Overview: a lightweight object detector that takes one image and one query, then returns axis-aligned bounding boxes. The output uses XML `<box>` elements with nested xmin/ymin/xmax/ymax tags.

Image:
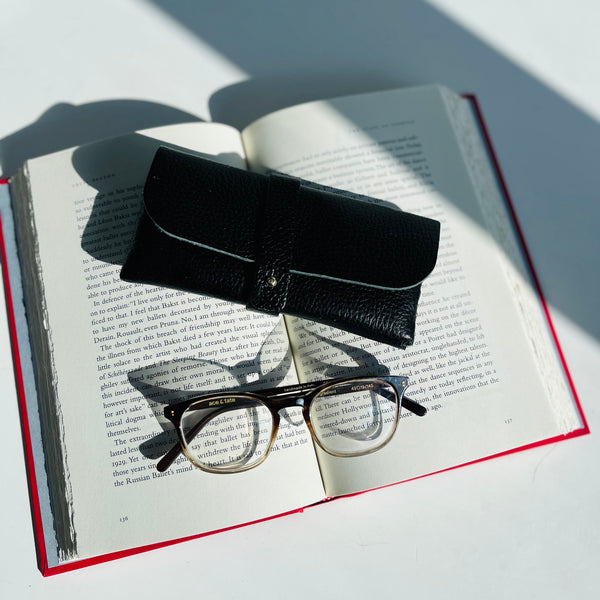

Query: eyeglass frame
<box><xmin>157</xmin><ymin>375</ymin><xmax>426</xmax><ymax>474</ymax></box>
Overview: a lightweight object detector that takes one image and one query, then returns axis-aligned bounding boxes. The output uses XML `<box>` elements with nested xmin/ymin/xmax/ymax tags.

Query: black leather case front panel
<box><xmin>120</xmin><ymin>147</ymin><xmax>441</xmax><ymax>348</ymax></box>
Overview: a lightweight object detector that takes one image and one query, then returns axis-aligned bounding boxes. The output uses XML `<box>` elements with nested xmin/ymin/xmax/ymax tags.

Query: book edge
<box><xmin>463</xmin><ymin>94</ymin><xmax>589</xmax><ymax>434</ymax></box>
<box><xmin>0</xmin><ymin>190</ymin><xmax>50</xmax><ymax>575</ymax></box>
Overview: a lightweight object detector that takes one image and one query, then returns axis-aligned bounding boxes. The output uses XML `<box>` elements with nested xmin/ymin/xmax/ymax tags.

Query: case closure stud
<box><xmin>266</xmin><ymin>276</ymin><xmax>278</xmax><ymax>288</ymax></box>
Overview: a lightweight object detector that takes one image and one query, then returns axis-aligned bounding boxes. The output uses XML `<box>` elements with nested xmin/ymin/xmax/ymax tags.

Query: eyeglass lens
<box><xmin>310</xmin><ymin>380</ymin><xmax>399</xmax><ymax>456</ymax></box>
<box><xmin>180</xmin><ymin>401</ymin><xmax>274</xmax><ymax>473</ymax></box>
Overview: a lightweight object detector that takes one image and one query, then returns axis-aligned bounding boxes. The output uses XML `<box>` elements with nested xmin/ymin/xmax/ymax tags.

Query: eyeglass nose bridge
<box><xmin>268</xmin><ymin>391</ymin><xmax>309</xmax><ymax>410</ymax></box>
<box><xmin>265</xmin><ymin>392</ymin><xmax>312</xmax><ymax>430</ymax></box>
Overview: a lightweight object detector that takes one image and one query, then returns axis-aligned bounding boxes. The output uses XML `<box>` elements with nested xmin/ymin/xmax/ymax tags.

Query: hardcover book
<box><xmin>0</xmin><ymin>84</ymin><xmax>587</xmax><ymax>575</ymax></box>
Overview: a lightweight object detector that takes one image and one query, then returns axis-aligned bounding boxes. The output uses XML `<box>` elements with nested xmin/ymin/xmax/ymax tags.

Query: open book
<box><xmin>1</xmin><ymin>84</ymin><xmax>587</xmax><ymax>575</ymax></box>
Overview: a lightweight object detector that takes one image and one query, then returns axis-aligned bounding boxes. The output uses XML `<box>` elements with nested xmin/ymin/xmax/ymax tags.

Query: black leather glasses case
<box><xmin>120</xmin><ymin>147</ymin><xmax>441</xmax><ymax>348</ymax></box>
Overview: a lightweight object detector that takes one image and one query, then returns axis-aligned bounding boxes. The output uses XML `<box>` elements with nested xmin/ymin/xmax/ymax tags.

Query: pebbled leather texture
<box><xmin>120</xmin><ymin>147</ymin><xmax>441</xmax><ymax>348</ymax></box>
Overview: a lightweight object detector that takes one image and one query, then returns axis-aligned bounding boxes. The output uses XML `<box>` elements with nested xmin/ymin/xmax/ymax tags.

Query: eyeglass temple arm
<box><xmin>402</xmin><ymin>396</ymin><xmax>427</xmax><ymax>416</ymax></box>
<box><xmin>157</xmin><ymin>441</ymin><xmax>184</xmax><ymax>473</ymax></box>
<box><xmin>156</xmin><ymin>395</ymin><xmax>426</xmax><ymax>472</ymax></box>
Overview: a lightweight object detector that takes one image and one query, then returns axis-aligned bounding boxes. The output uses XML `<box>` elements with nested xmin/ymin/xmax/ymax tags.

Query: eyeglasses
<box><xmin>157</xmin><ymin>376</ymin><xmax>426</xmax><ymax>474</ymax></box>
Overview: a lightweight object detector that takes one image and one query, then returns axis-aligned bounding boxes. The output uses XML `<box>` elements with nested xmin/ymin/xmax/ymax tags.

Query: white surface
<box><xmin>1</xmin><ymin>0</ymin><xmax>599</xmax><ymax>597</ymax></box>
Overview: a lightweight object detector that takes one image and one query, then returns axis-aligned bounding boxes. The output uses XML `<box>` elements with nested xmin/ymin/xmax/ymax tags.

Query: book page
<box><xmin>12</xmin><ymin>122</ymin><xmax>323</xmax><ymax>564</ymax></box>
<box><xmin>241</xmin><ymin>85</ymin><xmax>582</xmax><ymax>496</ymax></box>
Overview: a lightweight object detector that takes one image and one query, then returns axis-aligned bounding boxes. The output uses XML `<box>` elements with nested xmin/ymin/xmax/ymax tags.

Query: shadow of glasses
<box><xmin>127</xmin><ymin>319</ymin><xmax>293</xmax><ymax>461</ymax></box>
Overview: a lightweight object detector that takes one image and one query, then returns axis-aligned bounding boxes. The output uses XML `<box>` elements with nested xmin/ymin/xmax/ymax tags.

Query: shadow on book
<box><xmin>127</xmin><ymin>321</ymin><xmax>390</xmax><ymax>466</ymax></box>
<box><xmin>72</xmin><ymin>134</ymin><xmax>241</xmax><ymax>266</ymax></box>
<box><xmin>0</xmin><ymin>99</ymin><xmax>201</xmax><ymax>179</ymax></box>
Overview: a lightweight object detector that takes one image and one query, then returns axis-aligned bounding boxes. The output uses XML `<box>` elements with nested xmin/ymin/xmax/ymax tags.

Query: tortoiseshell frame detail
<box><xmin>158</xmin><ymin>376</ymin><xmax>426</xmax><ymax>474</ymax></box>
